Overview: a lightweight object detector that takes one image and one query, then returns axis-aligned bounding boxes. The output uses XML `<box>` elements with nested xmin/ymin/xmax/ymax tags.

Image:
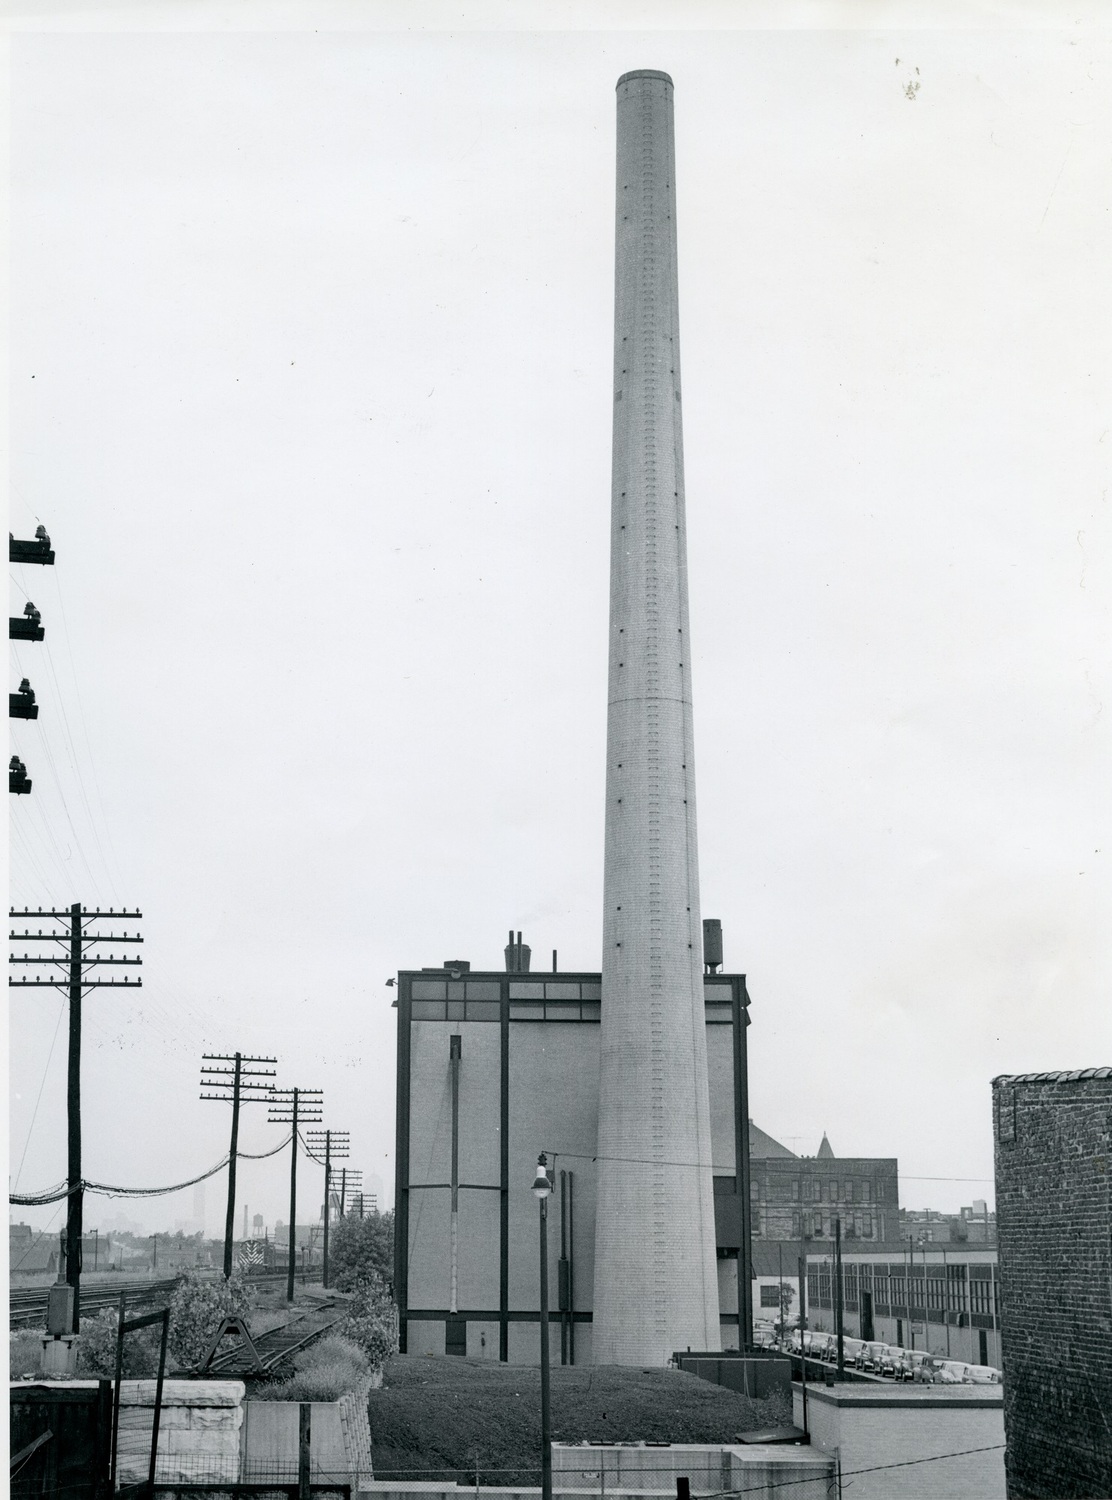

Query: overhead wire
<box><xmin>10</xmin><ymin>1133</ymin><xmax>294</xmax><ymax>1205</ymax></box>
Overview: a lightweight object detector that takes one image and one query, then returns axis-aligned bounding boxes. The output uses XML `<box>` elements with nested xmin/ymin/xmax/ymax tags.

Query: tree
<box><xmin>329</xmin><ymin>1210</ymin><xmax>393</xmax><ymax>1293</ymax></box>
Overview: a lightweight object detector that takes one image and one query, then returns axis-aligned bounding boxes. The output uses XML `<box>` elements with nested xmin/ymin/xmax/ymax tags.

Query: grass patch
<box><xmin>10</xmin><ymin>1330</ymin><xmax>43</xmax><ymax>1379</ymax></box>
<box><xmin>368</xmin><ymin>1356</ymin><xmax>793</xmax><ymax>1486</ymax></box>
<box><xmin>252</xmin><ymin>1334</ymin><xmax>369</xmax><ymax>1402</ymax></box>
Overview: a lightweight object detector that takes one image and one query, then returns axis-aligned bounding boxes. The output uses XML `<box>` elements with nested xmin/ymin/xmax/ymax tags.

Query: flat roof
<box><xmin>797</xmin><ymin>1383</ymin><xmax>1002</xmax><ymax>1408</ymax></box>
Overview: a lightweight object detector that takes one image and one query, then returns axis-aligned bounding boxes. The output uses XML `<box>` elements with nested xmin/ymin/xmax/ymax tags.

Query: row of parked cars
<box><xmin>754</xmin><ymin>1324</ymin><xmax>1000</xmax><ymax>1384</ymax></box>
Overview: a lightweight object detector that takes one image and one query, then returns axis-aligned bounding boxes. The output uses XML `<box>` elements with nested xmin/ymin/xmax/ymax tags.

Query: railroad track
<box><xmin>205</xmin><ymin>1301</ymin><xmax>343</xmax><ymax>1376</ymax></box>
<box><xmin>9</xmin><ymin>1277</ymin><xmax>182</xmax><ymax>1329</ymax></box>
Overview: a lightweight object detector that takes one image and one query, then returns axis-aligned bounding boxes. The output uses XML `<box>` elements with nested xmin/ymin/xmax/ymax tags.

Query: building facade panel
<box><xmin>706</xmin><ymin>1022</ymin><xmax>737</xmax><ymax>1176</ymax></box>
<box><xmin>506</xmin><ymin>1020</ymin><xmax>600</xmax><ymax>1312</ymax></box>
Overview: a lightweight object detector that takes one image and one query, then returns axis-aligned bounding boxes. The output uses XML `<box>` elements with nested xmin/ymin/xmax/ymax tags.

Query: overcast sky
<box><xmin>7</xmin><ymin>3</ymin><xmax>1111</xmax><ymax>1243</ymax></box>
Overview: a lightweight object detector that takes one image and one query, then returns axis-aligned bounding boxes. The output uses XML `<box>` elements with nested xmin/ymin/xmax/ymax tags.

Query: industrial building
<box><xmin>803</xmin><ymin>1245</ymin><xmax>1001</xmax><ymax>1369</ymax></box>
<box><xmin>392</xmin><ymin>950</ymin><xmax>754</xmax><ymax>1363</ymax></box>
<box><xmin>391</xmin><ymin>948</ymin><xmax>904</xmax><ymax>1364</ymax></box>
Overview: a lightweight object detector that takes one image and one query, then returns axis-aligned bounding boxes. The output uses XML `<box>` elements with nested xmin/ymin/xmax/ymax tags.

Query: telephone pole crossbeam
<box><xmin>305</xmin><ymin>1130</ymin><xmax>350</xmax><ymax>1291</ymax></box>
<box><xmin>8</xmin><ymin>904</ymin><xmax>143</xmax><ymax>1332</ymax></box>
<box><xmin>200</xmin><ymin>1052</ymin><xmax>277</xmax><ymax>1280</ymax></box>
<box><xmin>270</xmin><ymin>1089</ymin><xmax>323</xmax><ymax>1302</ymax></box>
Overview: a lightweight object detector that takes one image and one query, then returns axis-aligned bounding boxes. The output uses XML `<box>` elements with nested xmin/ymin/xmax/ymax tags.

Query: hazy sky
<box><xmin>7</xmin><ymin>3</ymin><xmax>1111</xmax><ymax>1243</ymax></box>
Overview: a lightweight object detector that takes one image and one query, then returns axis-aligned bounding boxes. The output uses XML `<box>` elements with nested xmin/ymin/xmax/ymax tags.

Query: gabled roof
<box><xmin>817</xmin><ymin>1133</ymin><xmax>835</xmax><ymax>1159</ymax></box>
<box><xmin>10</xmin><ymin>1237</ymin><xmax>59</xmax><ymax>1273</ymax></box>
<box><xmin>749</xmin><ymin>1122</ymin><xmax>797</xmax><ymax>1159</ymax></box>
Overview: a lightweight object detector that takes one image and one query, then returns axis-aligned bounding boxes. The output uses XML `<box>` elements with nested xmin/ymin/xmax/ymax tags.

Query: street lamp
<box><xmin>532</xmin><ymin>1154</ymin><xmax>553</xmax><ymax>1500</ymax></box>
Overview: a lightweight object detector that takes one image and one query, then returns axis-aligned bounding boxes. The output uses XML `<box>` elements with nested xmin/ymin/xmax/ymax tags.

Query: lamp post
<box><xmin>532</xmin><ymin>1154</ymin><xmax>553</xmax><ymax>1500</ymax></box>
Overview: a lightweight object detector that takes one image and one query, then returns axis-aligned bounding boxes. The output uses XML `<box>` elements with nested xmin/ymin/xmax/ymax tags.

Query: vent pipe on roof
<box><xmin>504</xmin><ymin>930</ymin><xmax>531</xmax><ymax>973</ymax></box>
<box><xmin>703</xmin><ymin>918</ymin><xmax>723</xmax><ymax>973</ymax></box>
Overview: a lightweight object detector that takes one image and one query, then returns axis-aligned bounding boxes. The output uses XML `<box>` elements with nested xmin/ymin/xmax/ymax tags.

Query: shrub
<box><xmin>340</xmin><ymin>1271</ymin><xmax>397</xmax><ymax>1370</ymax></box>
<box><xmin>76</xmin><ymin>1308</ymin><xmax>163</xmax><ymax>1377</ymax></box>
<box><xmin>168</xmin><ymin>1270</ymin><xmax>255</xmax><ymax>1370</ymax></box>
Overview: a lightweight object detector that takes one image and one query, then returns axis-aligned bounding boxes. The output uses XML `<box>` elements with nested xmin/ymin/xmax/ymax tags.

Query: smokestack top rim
<box><xmin>616</xmin><ymin>69</ymin><xmax>674</xmax><ymax>89</ymax></box>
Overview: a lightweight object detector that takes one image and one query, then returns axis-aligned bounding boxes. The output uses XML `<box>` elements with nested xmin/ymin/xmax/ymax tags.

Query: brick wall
<box><xmin>992</xmin><ymin>1070</ymin><xmax>1112</xmax><ymax>1498</ymax></box>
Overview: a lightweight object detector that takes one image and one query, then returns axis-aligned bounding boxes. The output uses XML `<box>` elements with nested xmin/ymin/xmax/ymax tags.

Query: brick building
<box><xmin>750</xmin><ymin>1130</ymin><xmax>899</xmax><ymax>1244</ymax></box>
<box><xmin>993</xmin><ymin>1067</ymin><xmax>1112</xmax><ymax>1498</ymax></box>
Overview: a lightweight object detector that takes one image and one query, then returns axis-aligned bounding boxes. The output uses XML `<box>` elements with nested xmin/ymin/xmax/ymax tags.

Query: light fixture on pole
<box><xmin>532</xmin><ymin>1153</ymin><xmax>552</xmax><ymax>1500</ymax></box>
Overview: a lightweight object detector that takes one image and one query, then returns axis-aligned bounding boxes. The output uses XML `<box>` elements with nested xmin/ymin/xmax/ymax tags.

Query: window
<box><xmin>760</xmin><ymin>1285</ymin><xmax>781</xmax><ymax>1308</ymax></box>
<box><xmin>828</xmin><ymin>1181</ymin><xmax>839</xmax><ymax>1203</ymax></box>
<box><xmin>861</xmin><ymin>1181</ymin><xmax>871</xmax><ymax>1204</ymax></box>
<box><xmin>811</xmin><ymin>1179</ymin><xmax>822</xmax><ymax>1202</ymax></box>
<box><xmin>970</xmin><ymin>1274</ymin><xmax>994</xmax><ymax>1317</ymax></box>
<box><xmin>791</xmin><ymin>1180</ymin><xmax>800</xmax><ymax>1201</ymax></box>
<box><xmin>792</xmin><ymin>1211</ymin><xmax>801</xmax><ymax>1238</ymax></box>
<box><xmin>750</xmin><ymin>1180</ymin><xmax>761</xmax><ymax>1202</ymax></box>
<box><xmin>845</xmin><ymin>1179</ymin><xmax>855</xmax><ymax>1204</ymax></box>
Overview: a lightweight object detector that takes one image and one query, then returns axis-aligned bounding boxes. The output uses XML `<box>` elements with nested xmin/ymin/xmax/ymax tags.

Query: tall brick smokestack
<box><xmin>591</xmin><ymin>70</ymin><xmax>720</xmax><ymax>1365</ymax></box>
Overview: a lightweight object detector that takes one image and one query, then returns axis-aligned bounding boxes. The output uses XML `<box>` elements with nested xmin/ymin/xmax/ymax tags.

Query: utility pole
<box><xmin>338</xmin><ymin>1168</ymin><xmax>362</xmax><ymax>1219</ymax></box>
<box><xmin>9</xmin><ymin>904</ymin><xmax>143</xmax><ymax>1331</ymax></box>
<box><xmin>201</xmin><ymin>1052</ymin><xmax>277</xmax><ymax>1278</ymax></box>
<box><xmin>305</xmin><ymin>1129</ymin><xmax>349</xmax><ymax>1291</ymax></box>
<box><xmin>269</xmin><ymin>1088</ymin><xmax>322</xmax><ymax>1303</ymax></box>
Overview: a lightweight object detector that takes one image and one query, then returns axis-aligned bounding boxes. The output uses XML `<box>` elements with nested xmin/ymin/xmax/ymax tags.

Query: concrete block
<box><xmin>116</xmin><ymin>1378</ymin><xmax>244</xmax><ymax>1406</ymax></box>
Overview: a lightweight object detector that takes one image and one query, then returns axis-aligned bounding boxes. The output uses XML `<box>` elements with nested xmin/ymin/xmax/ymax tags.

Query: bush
<box><xmin>74</xmin><ymin>1271</ymin><xmax>257</xmax><ymax>1377</ymax></box>
<box><xmin>169</xmin><ymin>1270</ymin><xmax>255</xmax><ymax>1370</ymax></box>
<box><xmin>340</xmin><ymin>1271</ymin><xmax>398</xmax><ymax>1370</ymax></box>
<box><xmin>77</xmin><ymin>1308</ymin><xmax>164</xmax><ymax>1377</ymax></box>
<box><xmin>329</xmin><ymin>1210</ymin><xmax>393</xmax><ymax>1293</ymax></box>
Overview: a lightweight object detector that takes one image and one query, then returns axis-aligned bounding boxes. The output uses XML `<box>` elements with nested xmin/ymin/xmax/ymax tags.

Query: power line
<box><xmin>9</xmin><ymin>1133</ymin><xmax>293</xmax><ymax>1205</ymax></box>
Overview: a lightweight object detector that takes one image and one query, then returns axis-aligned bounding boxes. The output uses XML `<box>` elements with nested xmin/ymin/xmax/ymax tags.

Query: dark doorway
<box><xmin>979</xmin><ymin>1329</ymin><xmax>988</xmax><ymax>1366</ymax></box>
<box><xmin>860</xmin><ymin>1289</ymin><xmax>874</xmax><ymax>1342</ymax></box>
<box><xmin>446</xmin><ymin>1316</ymin><xmax>467</xmax><ymax>1356</ymax></box>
